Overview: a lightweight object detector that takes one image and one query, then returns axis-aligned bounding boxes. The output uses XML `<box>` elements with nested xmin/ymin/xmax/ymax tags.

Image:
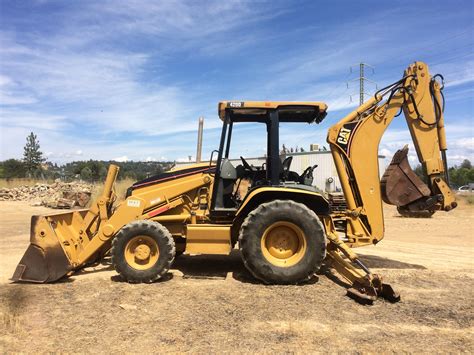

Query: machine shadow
<box><xmin>71</xmin><ymin>250</ymin><xmax>424</xmax><ymax>285</ymax></box>
<box><xmin>358</xmin><ymin>255</ymin><xmax>426</xmax><ymax>269</ymax></box>
<box><xmin>172</xmin><ymin>250</ymin><xmax>245</xmax><ymax>280</ymax></box>
<box><xmin>110</xmin><ymin>273</ymin><xmax>174</xmax><ymax>283</ymax></box>
<box><xmin>172</xmin><ymin>250</ymin><xmax>319</xmax><ymax>285</ymax></box>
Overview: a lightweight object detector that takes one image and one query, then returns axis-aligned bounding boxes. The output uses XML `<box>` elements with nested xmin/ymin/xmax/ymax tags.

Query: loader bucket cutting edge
<box><xmin>11</xmin><ymin>214</ymin><xmax>76</xmax><ymax>283</ymax></box>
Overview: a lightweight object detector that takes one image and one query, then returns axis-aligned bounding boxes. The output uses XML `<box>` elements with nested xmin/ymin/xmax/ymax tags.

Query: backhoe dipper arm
<box><xmin>327</xmin><ymin>61</ymin><xmax>456</xmax><ymax>247</ymax></box>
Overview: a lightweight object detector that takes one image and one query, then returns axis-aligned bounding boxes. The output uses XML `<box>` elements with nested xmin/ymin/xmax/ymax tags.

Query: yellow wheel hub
<box><xmin>124</xmin><ymin>235</ymin><xmax>159</xmax><ymax>270</ymax></box>
<box><xmin>261</xmin><ymin>221</ymin><xmax>307</xmax><ymax>267</ymax></box>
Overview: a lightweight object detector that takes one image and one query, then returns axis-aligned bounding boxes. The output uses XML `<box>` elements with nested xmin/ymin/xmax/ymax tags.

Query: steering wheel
<box><xmin>240</xmin><ymin>156</ymin><xmax>254</xmax><ymax>171</ymax></box>
<box><xmin>302</xmin><ymin>164</ymin><xmax>318</xmax><ymax>179</ymax></box>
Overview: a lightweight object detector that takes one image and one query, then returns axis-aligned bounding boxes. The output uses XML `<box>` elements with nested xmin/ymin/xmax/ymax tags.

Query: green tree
<box><xmin>1</xmin><ymin>159</ymin><xmax>26</xmax><ymax>179</ymax></box>
<box><xmin>460</xmin><ymin>159</ymin><xmax>472</xmax><ymax>170</ymax></box>
<box><xmin>80</xmin><ymin>167</ymin><xmax>92</xmax><ymax>181</ymax></box>
<box><xmin>413</xmin><ymin>164</ymin><xmax>428</xmax><ymax>184</ymax></box>
<box><xmin>23</xmin><ymin>132</ymin><xmax>45</xmax><ymax>177</ymax></box>
<box><xmin>468</xmin><ymin>168</ymin><xmax>474</xmax><ymax>183</ymax></box>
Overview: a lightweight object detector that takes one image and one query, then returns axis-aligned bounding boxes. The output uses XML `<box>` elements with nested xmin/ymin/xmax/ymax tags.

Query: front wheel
<box><xmin>111</xmin><ymin>220</ymin><xmax>175</xmax><ymax>283</ymax></box>
<box><xmin>239</xmin><ymin>200</ymin><xmax>326</xmax><ymax>284</ymax></box>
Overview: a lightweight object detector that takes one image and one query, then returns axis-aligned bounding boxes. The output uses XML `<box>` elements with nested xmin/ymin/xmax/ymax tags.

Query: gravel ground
<box><xmin>1</xmin><ymin>201</ymin><xmax>473</xmax><ymax>353</ymax></box>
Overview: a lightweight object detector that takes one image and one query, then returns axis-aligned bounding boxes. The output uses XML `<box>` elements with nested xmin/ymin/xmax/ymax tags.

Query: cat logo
<box><xmin>337</xmin><ymin>127</ymin><xmax>352</xmax><ymax>145</ymax></box>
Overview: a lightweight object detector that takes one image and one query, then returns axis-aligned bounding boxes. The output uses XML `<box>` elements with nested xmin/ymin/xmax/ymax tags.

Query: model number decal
<box><xmin>127</xmin><ymin>199</ymin><xmax>141</xmax><ymax>208</ymax></box>
<box><xmin>227</xmin><ymin>101</ymin><xmax>243</xmax><ymax>108</ymax></box>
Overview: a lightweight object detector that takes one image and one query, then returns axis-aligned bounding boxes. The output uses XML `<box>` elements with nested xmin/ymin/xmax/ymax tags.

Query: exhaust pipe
<box><xmin>196</xmin><ymin>116</ymin><xmax>204</xmax><ymax>163</ymax></box>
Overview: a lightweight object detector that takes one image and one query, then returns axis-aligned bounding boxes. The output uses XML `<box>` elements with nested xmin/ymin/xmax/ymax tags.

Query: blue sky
<box><xmin>0</xmin><ymin>0</ymin><xmax>472</xmax><ymax>165</ymax></box>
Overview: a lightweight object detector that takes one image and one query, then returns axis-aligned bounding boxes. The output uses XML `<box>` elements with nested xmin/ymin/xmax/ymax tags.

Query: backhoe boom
<box><xmin>323</xmin><ymin>61</ymin><xmax>456</xmax><ymax>302</ymax></box>
<box><xmin>327</xmin><ymin>61</ymin><xmax>456</xmax><ymax>247</ymax></box>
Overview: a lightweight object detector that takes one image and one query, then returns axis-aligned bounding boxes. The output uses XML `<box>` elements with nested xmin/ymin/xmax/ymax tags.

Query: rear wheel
<box><xmin>239</xmin><ymin>200</ymin><xmax>326</xmax><ymax>284</ymax></box>
<box><xmin>111</xmin><ymin>220</ymin><xmax>175</xmax><ymax>283</ymax></box>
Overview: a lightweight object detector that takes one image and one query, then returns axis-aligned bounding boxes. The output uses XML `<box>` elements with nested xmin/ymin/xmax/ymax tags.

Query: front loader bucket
<box><xmin>381</xmin><ymin>145</ymin><xmax>431</xmax><ymax>206</ymax></box>
<box><xmin>11</xmin><ymin>210</ymin><xmax>88</xmax><ymax>283</ymax></box>
<box><xmin>12</xmin><ymin>165</ymin><xmax>120</xmax><ymax>283</ymax></box>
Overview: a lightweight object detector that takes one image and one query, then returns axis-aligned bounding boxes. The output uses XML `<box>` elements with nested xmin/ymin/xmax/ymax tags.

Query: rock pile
<box><xmin>0</xmin><ymin>179</ymin><xmax>92</xmax><ymax>209</ymax></box>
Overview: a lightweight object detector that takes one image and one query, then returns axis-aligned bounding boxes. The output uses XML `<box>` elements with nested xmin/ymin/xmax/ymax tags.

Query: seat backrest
<box><xmin>281</xmin><ymin>156</ymin><xmax>293</xmax><ymax>173</ymax></box>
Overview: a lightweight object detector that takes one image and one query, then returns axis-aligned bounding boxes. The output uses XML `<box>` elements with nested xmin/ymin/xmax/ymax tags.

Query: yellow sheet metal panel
<box><xmin>185</xmin><ymin>224</ymin><xmax>232</xmax><ymax>255</ymax></box>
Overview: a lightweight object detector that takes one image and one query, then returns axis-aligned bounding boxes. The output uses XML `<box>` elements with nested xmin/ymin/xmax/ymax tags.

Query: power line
<box><xmin>324</xmin><ymin>70</ymin><xmax>353</xmax><ymax>100</ymax></box>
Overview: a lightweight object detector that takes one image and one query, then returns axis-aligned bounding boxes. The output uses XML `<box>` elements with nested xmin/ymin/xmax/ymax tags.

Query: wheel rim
<box><xmin>261</xmin><ymin>221</ymin><xmax>307</xmax><ymax>267</ymax></box>
<box><xmin>124</xmin><ymin>235</ymin><xmax>159</xmax><ymax>270</ymax></box>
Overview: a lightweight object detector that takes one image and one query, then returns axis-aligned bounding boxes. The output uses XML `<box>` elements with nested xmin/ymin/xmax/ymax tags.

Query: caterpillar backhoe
<box><xmin>12</xmin><ymin>61</ymin><xmax>456</xmax><ymax>303</ymax></box>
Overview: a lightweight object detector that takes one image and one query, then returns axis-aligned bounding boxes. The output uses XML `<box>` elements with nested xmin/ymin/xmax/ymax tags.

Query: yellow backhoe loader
<box><xmin>12</xmin><ymin>61</ymin><xmax>456</xmax><ymax>303</ymax></box>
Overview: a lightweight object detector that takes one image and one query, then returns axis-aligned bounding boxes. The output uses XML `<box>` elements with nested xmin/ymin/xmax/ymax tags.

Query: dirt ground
<box><xmin>0</xmin><ymin>200</ymin><xmax>473</xmax><ymax>353</ymax></box>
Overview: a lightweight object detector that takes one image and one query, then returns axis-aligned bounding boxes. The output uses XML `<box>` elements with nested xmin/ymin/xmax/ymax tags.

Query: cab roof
<box><xmin>218</xmin><ymin>101</ymin><xmax>328</xmax><ymax>124</ymax></box>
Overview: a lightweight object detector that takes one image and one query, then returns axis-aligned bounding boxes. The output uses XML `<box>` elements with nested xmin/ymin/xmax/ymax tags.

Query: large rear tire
<box><xmin>239</xmin><ymin>200</ymin><xmax>326</xmax><ymax>284</ymax></box>
<box><xmin>111</xmin><ymin>220</ymin><xmax>175</xmax><ymax>283</ymax></box>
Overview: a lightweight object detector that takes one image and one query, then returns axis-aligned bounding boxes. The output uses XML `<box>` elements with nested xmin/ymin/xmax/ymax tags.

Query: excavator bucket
<box><xmin>11</xmin><ymin>210</ymin><xmax>88</xmax><ymax>283</ymax></box>
<box><xmin>381</xmin><ymin>145</ymin><xmax>431</xmax><ymax>206</ymax></box>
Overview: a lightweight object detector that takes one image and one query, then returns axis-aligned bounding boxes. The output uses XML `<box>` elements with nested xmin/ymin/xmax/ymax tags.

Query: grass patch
<box><xmin>90</xmin><ymin>178</ymin><xmax>135</xmax><ymax>203</ymax></box>
<box><xmin>0</xmin><ymin>178</ymin><xmax>54</xmax><ymax>188</ymax></box>
<box><xmin>461</xmin><ymin>194</ymin><xmax>474</xmax><ymax>205</ymax></box>
<box><xmin>456</xmin><ymin>194</ymin><xmax>474</xmax><ymax>205</ymax></box>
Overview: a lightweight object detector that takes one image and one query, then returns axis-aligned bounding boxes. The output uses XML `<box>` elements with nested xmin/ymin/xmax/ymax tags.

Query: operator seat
<box><xmin>280</xmin><ymin>156</ymin><xmax>301</xmax><ymax>182</ymax></box>
<box><xmin>215</xmin><ymin>158</ymin><xmax>238</xmax><ymax>209</ymax></box>
<box><xmin>280</xmin><ymin>156</ymin><xmax>293</xmax><ymax>181</ymax></box>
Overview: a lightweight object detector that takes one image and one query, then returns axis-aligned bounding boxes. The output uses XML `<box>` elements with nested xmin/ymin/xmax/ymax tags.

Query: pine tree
<box><xmin>23</xmin><ymin>132</ymin><xmax>45</xmax><ymax>177</ymax></box>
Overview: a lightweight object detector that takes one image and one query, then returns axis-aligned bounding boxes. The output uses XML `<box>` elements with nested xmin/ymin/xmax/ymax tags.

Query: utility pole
<box><xmin>348</xmin><ymin>63</ymin><xmax>377</xmax><ymax>105</ymax></box>
<box><xmin>359</xmin><ymin>63</ymin><xmax>365</xmax><ymax>105</ymax></box>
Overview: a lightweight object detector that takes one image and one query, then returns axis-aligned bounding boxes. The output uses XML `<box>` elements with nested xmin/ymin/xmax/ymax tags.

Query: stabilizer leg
<box><xmin>325</xmin><ymin>232</ymin><xmax>400</xmax><ymax>304</ymax></box>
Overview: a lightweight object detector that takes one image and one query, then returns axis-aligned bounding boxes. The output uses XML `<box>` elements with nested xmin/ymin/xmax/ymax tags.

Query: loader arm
<box><xmin>327</xmin><ymin>61</ymin><xmax>456</xmax><ymax>247</ymax></box>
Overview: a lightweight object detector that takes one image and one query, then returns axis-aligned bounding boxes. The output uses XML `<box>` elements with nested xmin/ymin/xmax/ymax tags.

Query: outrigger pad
<box><xmin>346</xmin><ymin>278</ymin><xmax>401</xmax><ymax>304</ymax></box>
<box><xmin>380</xmin><ymin>283</ymin><xmax>401</xmax><ymax>303</ymax></box>
<box><xmin>381</xmin><ymin>146</ymin><xmax>431</xmax><ymax>206</ymax></box>
<box><xmin>347</xmin><ymin>286</ymin><xmax>377</xmax><ymax>305</ymax></box>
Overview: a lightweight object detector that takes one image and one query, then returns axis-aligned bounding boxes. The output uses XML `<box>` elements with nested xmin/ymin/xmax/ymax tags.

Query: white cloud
<box><xmin>0</xmin><ymin>75</ymin><xmax>12</xmax><ymax>86</ymax></box>
<box><xmin>0</xmin><ymin>108</ymin><xmax>68</xmax><ymax>131</ymax></box>
<box><xmin>0</xmin><ymin>73</ymin><xmax>38</xmax><ymax>105</ymax></box>
<box><xmin>113</xmin><ymin>156</ymin><xmax>129</xmax><ymax>162</ymax></box>
<box><xmin>176</xmin><ymin>156</ymin><xmax>194</xmax><ymax>163</ymax></box>
<box><xmin>0</xmin><ymin>1</ymin><xmax>472</xmax><ymax>164</ymax></box>
<box><xmin>0</xmin><ymin>0</ymin><xmax>267</xmax><ymax>142</ymax></box>
<box><xmin>380</xmin><ymin>148</ymin><xmax>392</xmax><ymax>157</ymax></box>
<box><xmin>432</xmin><ymin>60</ymin><xmax>474</xmax><ymax>88</ymax></box>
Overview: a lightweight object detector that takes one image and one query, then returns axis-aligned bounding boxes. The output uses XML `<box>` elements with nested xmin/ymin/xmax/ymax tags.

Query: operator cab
<box><xmin>211</xmin><ymin>101</ymin><xmax>327</xmax><ymax>215</ymax></box>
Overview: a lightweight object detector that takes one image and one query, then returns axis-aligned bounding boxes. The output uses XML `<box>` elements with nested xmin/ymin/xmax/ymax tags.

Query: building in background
<box><xmin>177</xmin><ymin>144</ymin><xmax>387</xmax><ymax>193</ymax></box>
